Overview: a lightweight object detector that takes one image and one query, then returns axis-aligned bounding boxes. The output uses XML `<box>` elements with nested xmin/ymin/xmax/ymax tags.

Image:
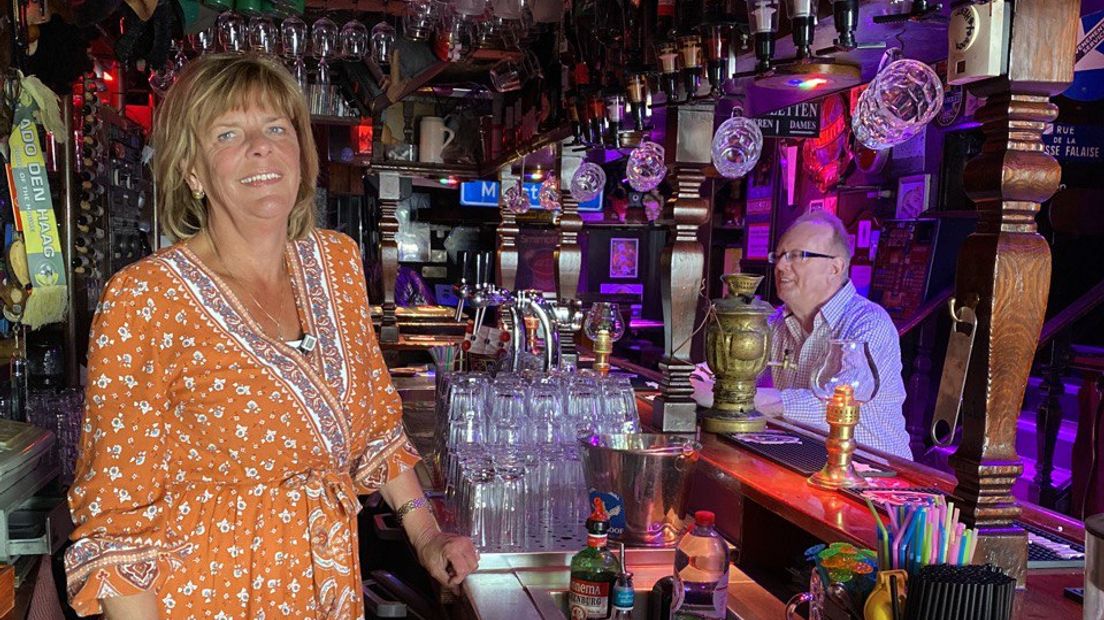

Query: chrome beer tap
<box><xmin>552</xmin><ymin>298</ymin><xmax>585</xmax><ymax>370</ymax></box>
<box><xmin>517</xmin><ymin>290</ymin><xmax>561</xmax><ymax>372</ymax></box>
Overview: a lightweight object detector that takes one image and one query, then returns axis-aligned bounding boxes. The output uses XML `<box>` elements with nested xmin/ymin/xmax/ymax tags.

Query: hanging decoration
<box><xmin>626</xmin><ymin>140</ymin><xmax>667</xmax><ymax>192</ymax></box>
<box><xmin>851</xmin><ymin>50</ymin><xmax>943</xmax><ymax>151</ymax></box>
<box><xmin>570</xmin><ymin>162</ymin><xmax>606</xmax><ymax>202</ymax></box>
<box><xmin>711</xmin><ymin>110</ymin><xmax>763</xmax><ymax>179</ymax></box>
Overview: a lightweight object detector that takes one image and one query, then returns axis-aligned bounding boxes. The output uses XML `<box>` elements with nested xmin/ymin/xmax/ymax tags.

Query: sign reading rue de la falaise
<box><xmin>754</xmin><ymin>101</ymin><xmax>823</xmax><ymax>138</ymax></box>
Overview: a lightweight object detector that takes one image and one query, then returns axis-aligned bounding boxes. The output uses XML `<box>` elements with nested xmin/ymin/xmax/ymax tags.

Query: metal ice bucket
<box><xmin>579</xmin><ymin>433</ymin><xmax>701</xmax><ymax>547</ymax></box>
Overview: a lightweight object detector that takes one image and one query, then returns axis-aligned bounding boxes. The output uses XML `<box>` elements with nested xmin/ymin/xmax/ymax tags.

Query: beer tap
<box><xmin>517</xmin><ymin>290</ymin><xmax>561</xmax><ymax>372</ymax></box>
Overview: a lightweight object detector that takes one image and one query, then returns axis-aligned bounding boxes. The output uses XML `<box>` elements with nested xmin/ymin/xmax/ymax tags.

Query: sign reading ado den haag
<box><xmin>754</xmin><ymin>101</ymin><xmax>822</xmax><ymax>138</ymax></box>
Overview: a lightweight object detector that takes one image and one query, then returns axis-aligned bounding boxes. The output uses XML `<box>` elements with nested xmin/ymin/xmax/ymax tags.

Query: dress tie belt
<box><xmin>281</xmin><ymin>469</ymin><xmax>361</xmax><ymax>517</ymax></box>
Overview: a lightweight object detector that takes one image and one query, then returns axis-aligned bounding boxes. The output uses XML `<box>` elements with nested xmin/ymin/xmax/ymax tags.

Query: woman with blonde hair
<box><xmin>65</xmin><ymin>53</ymin><xmax>477</xmax><ymax>618</ymax></box>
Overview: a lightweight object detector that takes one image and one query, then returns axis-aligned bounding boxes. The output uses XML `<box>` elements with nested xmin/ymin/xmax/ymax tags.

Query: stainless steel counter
<box><xmin>462</xmin><ymin>547</ymin><xmax>785</xmax><ymax>620</ymax></box>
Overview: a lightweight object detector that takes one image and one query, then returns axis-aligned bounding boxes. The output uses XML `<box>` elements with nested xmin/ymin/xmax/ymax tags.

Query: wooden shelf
<box><xmin>310</xmin><ymin>115</ymin><xmax>366</xmax><ymax>126</ymax></box>
<box><xmin>581</xmin><ymin>220</ymin><xmax>663</xmax><ymax>229</ymax></box>
<box><xmin>368</xmin><ymin>125</ymin><xmax>573</xmax><ymax>180</ymax></box>
<box><xmin>478</xmin><ymin>124</ymin><xmax>573</xmax><ymax>175</ymax></box>
<box><xmin>371</xmin><ymin>160</ymin><xmax>481</xmax><ymax>178</ymax></box>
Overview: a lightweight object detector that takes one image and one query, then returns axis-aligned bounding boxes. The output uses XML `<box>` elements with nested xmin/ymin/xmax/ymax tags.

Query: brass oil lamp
<box><xmin>702</xmin><ymin>273</ymin><xmax>773</xmax><ymax>433</ymax></box>
<box><xmin>807</xmin><ymin>385</ymin><xmax>867</xmax><ymax>490</ymax></box>
<box><xmin>806</xmin><ymin>339</ymin><xmax>879</xmax><ymax>490</ymax></box>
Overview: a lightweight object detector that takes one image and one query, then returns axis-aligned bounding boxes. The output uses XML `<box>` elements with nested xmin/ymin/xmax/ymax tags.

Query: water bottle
<box><xmin>670</xmin><ymin>510</ymin><xmax>729</xmax><ymax>620</ymax></box>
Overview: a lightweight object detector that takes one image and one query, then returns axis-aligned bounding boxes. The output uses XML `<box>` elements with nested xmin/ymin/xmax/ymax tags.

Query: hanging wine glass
<box><xmin>538</xmin><ymin>174</ymin><xmax>561</xmax><ymax>212</ymax></box>
<box><xmin>216</xmin><ymin>11</ymin><xmax>247</xmax><ymax>52</ymax></box>
<box><xmin>504</xmin><ymin>182</ymin><xmax>530</xmax><ymax>214</ymax></box>
<box><xmin>311</xmin><ymin>16</ymin><xmax>339</xmax><ymax>85</ymax></box>
<box><xmin>403</xmin><ymin>0</ymin><xmax>440</xmax><ymax>42</ymax></box>
<box><xmin>248</xmin><ymin>16</ymin><xmax>278</xmax><ymax>54</ymax></box>
<box><xmin>148</xmin><ymin>67</ymin><xmax>174</xmax><ymax>98</ymax></box>
<box><xmin>340</xmin><ymin>18</ymin><xmax>369</xmax><ymax>60</ymax></box>
<box><xmin>188</xmin><ymin>27</ymin><xmax>216</xmax><ymax>55</ymax></box>
<box><xmin>570</xmin><ymin>162</ymin><xmax>606</xmax><ymax>202</ymax></box>
<box><xmin>370</xmin><ymin>22</ymin><xmax>397</xmax><ymax>66</ymax></box>
<box><xmin>436</xmin><ymin>8</ymin><xmax>476</xmax><ymax>62</ymax></box>
<box><xmin>280</xmin><ymin>15</ymin><xmax>309</xmax><ymax>92</ymax></box>
<box><xmin>171</xmin><ymin>39</ymin><xmax>189</xmax><ymax>74</ymax></box>
<box><xmin>280</xmin><ymin>14</ymin><xmax>307</xmax><ymax>58</ymax></box>
<box><xmin>626</xmin><ymin>140</ymin><xmax>667</xmax><ymax>192</ymax></box>
<box><xmin>711</xmin><ymin>112</ymin><xmax>763</xmax><ymax>179</ymax></box>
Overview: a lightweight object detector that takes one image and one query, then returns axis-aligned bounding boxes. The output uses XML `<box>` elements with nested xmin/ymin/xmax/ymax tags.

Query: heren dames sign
<box><xmin>754</xmin><ymin>101</ymin><xmax>822</xmax><ymax>138</ymax></box>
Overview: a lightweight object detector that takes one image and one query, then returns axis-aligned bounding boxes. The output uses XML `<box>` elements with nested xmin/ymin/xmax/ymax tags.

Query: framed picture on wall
<box><xmin>609</xmin><ymin>238</ymin><xmax>639</xmax><ymax>279</ymax></box>
<box><xmin>896</xmin><ymin>174</ymin><xmax>932</xmax><ymax>219</ymax></box>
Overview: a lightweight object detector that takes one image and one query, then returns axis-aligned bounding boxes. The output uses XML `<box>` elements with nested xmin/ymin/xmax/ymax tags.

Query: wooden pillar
<box><xmin>496</xmin><ymin>167</ymin><xmax>519</xmax><ymax>292</ymax></box>
<box><xmin>652</xmin><ymin>102</ymin><xmax>712</xmax><ymax>432</ymax></box>
<box><xmin>556</xmin><ymin>144</ymin><xmax>583</xmax><ymax>368</ymax></box>
<box><xmin>377</xmin><ymin>171</ymin><xmax>402</xmax><ymax>343</ymax></box>
<box><xmin>947</xmin><ymin>0</ymin><xmax>1078</xmax><ymax>585</ymax></box>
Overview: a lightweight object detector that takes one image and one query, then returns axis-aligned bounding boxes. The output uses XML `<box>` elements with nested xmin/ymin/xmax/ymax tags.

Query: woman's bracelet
<box><xmin>395</xmin><ymin>495</ymin><xmax>432</xmax><ymax>524</ymax></box>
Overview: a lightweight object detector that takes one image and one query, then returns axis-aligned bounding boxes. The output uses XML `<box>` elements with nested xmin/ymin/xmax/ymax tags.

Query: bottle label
<box><xmin>612</xmin><ymin>584</ymin><xmax>634</xmax><ymax>608</ymax></box>
<box><xmin>587</xmin><ymin>533</ymin><xmax>608</xmax><ymax>548</ymax></box>
<box><xmin>657</xmin><ymin>0</ymin><xmax>675</xmax><ymax>18</ymax></box>
<box><xmin>588</xmin><ymin>490</ymin><xmax>626</xmax><ymax>537</ymax></box>
<box><xmin>569</xmin><ymin>578</ymin><xmax>611</xmax><ymax>619</ymax></box>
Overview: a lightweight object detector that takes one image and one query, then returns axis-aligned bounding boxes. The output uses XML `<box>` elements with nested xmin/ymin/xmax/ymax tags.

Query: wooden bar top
<box><xmin>633</xmin><ymin>396</ymin><xmax>1087</xmax><ymax>619</ymax></box>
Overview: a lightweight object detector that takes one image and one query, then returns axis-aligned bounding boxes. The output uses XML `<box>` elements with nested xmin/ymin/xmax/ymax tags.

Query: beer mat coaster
<box><xmin>721</xmin><ymin>432</ymin><xmax>829</xmax><ymax>475</ymax></box>
<box><xmin>843</xmin><ymin>486</ymin><xmax>946</xmax><ymax>512</ymax></box>
<box><xmin>1021</xmin><ymin>521</ymin><xmax>1084</xmax><ymax>568</ymax></box>
<box><xmin>722</xmin><ymin>432</ymin><xmax>895</xmax><ymax>477</ymax></box>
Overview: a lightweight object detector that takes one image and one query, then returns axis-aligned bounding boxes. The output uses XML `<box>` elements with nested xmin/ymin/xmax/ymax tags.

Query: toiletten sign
<box><xmin>754</xmin><ymin>101</ymin><xmax>822</xmax><ymax>138</ymax></box>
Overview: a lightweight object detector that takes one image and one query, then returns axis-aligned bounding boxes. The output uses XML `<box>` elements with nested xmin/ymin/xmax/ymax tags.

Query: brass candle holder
<box><xmin>807</xmin><ymin>384</ymin><xmax>868</xmax><ymax>490</ymax></box>
<box><xmin>702</xmin><ymin>273</ymin><xmax>773</xmax><ymax>434</ymax></box>
<box><xmin>585</xmin><ymin>302</ymin><xmax>625</xmax><ymax>377</ymax></box>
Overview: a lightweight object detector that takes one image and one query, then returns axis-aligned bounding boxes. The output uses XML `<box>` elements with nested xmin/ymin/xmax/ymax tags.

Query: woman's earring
<box><xmin>192</xmin><ymin>188</ymin><xmax>205</xmax><ymax>201</ymax></box>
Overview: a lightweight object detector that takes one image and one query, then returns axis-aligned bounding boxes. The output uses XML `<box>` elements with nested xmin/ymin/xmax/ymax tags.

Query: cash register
<box><xmin>0</xmin><ymin>418</ymin><xmax>68</xmax><ymax>586</ymax></box>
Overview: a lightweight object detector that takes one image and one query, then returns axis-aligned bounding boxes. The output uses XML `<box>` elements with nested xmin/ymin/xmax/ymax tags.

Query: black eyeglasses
<box><xmin>767</xmin><ymin>249</ymin><xmax>837</xmax><ymax>265</ymax></box>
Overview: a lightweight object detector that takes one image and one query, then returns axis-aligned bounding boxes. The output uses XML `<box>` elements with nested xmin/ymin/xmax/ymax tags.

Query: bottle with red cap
<box><xmin>569</xmin><ymin>498</ymin><xmax>621</xmax><ymax>619</ymax></box>
<box><xmin>670</xmin><ymin>510</ymin><xmax>730</xmax><ymax>620</ymax></box>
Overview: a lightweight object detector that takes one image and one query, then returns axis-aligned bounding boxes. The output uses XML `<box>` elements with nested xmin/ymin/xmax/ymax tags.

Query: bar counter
<box><xmin>632</xmin><ymin>396</ymin><xmax>1087</xmax><ymax>619</ymax></box>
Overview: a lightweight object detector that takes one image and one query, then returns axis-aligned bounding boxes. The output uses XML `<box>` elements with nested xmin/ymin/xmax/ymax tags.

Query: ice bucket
<box><xmin>579</xmin><ymin>433</ymin><xmax>701</xmax><ymax>547</ymax></box>
<box><xmin>1088</xmin><ymin>513</ymin><xmax>1104</xmax><ymax>620</ymax></box>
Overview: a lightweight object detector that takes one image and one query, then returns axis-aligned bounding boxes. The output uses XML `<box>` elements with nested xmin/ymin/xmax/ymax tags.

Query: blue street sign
<box><xmin>459</xmin><ymin>180</ymin><xmax>603</xmax><ymax>211</ymax></box>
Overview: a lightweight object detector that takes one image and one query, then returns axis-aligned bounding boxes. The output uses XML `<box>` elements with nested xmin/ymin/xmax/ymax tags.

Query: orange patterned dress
<box><xmin>65</xmin><ymin>229</ymin><xmax>421</xmax><ymax>618</ymax></box>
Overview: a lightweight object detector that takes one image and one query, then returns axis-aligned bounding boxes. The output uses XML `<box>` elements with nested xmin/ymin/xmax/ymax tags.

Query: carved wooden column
<box><xmin>377</xmin><ymin>171</ymin><xmax>402</xmax><ymax>343</ymax></box>
<box><xmin>652</xmin><ymin>102</ymin><xmax>712</xmax><ymax>432</ymax></box>
<box><xmin>496</xmin><ymin>167</ymin><xmax>519</xmax><ymax>292</ymax></box>
<box><xmin>556</xmin><ymin>144</ymin><xmax>583</xmax><ymax>368</ymax></box>
<box><xmin>947</xmin><ymin>0</ymin><xmax>1078</xmax><ymax>585</ymax></box>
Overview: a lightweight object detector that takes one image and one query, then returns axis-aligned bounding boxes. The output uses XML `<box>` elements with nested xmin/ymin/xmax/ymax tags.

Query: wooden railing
<box><xmin>1036</xmin><ymin>277</ymin><xmax>1104</xmax><ymax>352</ymax></box>
<box><xmin>897</xmin><ymin>287</ymin><xmax>954</xmax><ymax>338</ymax></box>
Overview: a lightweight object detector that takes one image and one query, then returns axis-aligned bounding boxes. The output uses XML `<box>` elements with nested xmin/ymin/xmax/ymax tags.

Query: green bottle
<box><xmin>569</xmin><ymin>498</ymin><xmax>621</xmax><ymax>619</ymax></box>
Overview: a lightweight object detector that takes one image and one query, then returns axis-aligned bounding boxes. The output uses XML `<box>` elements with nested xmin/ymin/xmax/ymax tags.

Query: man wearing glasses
<box><xmin>754</xmin><ymin>210</ymin><xmax>912</xmax><ymax>460</ymax></box>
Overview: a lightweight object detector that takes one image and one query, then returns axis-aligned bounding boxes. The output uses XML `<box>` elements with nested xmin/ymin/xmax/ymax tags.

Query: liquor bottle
<box><xmin>569</xmin><ymin>499</ymin><xmax>620</xmax><ymax>619</ymax></box>
<box><xmin>670</xmin><ymin>510</ymin><xmax>729</xmax><ymax>620</ymax></box>
<box><xmin>611</xmin><ymin>571</ymin><xmax>635</xmax><ymax>619</ymax></box>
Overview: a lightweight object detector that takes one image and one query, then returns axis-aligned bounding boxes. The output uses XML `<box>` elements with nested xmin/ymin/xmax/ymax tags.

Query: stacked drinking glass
<box><xmin>435</xmin><ymin>369</ymin><xmax>640</xmax><ymax>552</ymax></box>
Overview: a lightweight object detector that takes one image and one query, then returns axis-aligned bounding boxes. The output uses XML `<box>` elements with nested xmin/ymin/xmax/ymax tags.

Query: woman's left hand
<box><xmin>414</xmin><ymin>531</ymin><xmax>480</xmax><ymax>587</ymax></box>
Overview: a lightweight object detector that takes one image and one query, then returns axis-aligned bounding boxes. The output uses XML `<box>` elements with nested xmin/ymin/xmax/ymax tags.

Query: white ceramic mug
<box><xmin>418</xmin><ymin>116</ymin><xmax>455</xmax><ymax>164</ymax></box>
